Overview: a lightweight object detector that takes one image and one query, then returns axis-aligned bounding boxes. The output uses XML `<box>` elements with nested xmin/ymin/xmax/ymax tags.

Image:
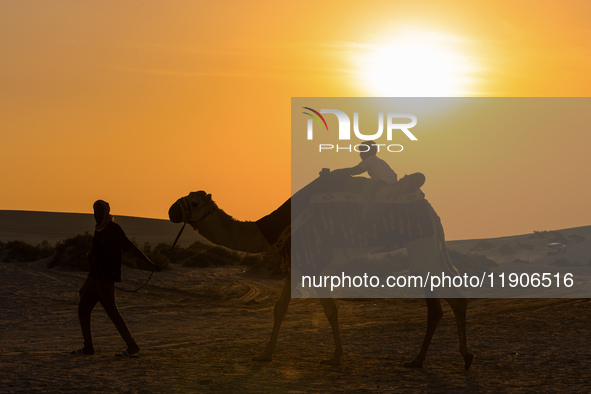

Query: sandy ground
<box><xmin>1</xmin><ymin>259</ymin><xmax>591</xmax><ymax>393</ymax></box>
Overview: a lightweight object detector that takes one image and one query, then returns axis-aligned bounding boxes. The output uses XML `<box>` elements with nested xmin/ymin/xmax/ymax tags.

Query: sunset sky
<box><xmin>1</xmin><ymin>1</ymin><xmax>590</xmax><ymax>240</ymax></box>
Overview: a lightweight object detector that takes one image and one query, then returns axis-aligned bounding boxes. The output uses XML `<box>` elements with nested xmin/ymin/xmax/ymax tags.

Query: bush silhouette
<box><xmin>48</xmin><ymin>233</ymin><xmax>93</xmax><ymax>271</ymax></box>
<box><xmin>183</xmin><ymin>246</ymin><xmax>241</xmax><ymax>268</ymax></box>
<box><xmin>242</xmin><ymin>252</ymin><xmax>283</xmax><ymax>277</ymax></box>
<box><xmin>3</xmin><ymin>240</ymin><xmax>54</xmax><ymax>262</ymax></box>
<box><xmin>469</xmin><ymin>240</ymin><xmax>495</xmax><ymax>252</ymax></box>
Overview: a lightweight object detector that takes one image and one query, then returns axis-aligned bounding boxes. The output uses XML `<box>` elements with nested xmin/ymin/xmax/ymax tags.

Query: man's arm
<box><xmin>127</xmin><ymin>243</ymin><xmax>163</xmax><ymax>272</ymax></box>
<box><xmin>330</xmin><ymin>164</ymin><xmax>366</xmax><ymax>177</ymax></box>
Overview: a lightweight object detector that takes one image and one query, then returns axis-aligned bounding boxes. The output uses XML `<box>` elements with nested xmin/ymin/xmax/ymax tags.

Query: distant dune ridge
<box><xmin>449</xmin><ymin>225</ymin><xmax>591</xmax><ymax>268</ymax></box>
<box><xmin>0</xmin><ymin>210</ymin><xmax>201</xmax><ymax>248</ymax></box>
<box><xmin>2</xmin><ymin>210</ymin><xmax>590</xmax><ymax>269</ymax></box>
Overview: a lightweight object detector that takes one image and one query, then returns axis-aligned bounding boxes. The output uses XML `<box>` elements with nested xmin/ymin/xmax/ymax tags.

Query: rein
<box><xmin>118</xmin><ymin>198</ymin><xmax>217</xmax><ymax>292</ymax></box>
<box><xmin>116</xmin><ymin>220</ymin><xmax>188</xmax><ymax>293</ymax></box>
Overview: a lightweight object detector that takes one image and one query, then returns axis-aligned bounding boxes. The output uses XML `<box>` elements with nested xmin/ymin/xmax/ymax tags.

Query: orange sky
<box><xmin>1</xmin><ymin>1</ymin><xmax>590</xmax><ymax>240</ymax></box>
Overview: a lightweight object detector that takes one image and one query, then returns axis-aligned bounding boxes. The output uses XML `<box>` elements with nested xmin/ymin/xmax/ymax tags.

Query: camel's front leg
<box><xmin>319</xmin><ymin>297</ymin><xmax>343</xmax><ymax>365</ymax></box>
<box><xmin>446</xmin><ymin>297</ymin><xmax>473</xmax><ymax>370</ymax></box>
<box><xmin>252</xmin><ymin>277</ymin><xmax>291</xmax><ymax>361</ymax></box>
<box><xmin>404</xmin><ymin>298</ymin><xmax>443</xmax><ymax>368</ymax></box>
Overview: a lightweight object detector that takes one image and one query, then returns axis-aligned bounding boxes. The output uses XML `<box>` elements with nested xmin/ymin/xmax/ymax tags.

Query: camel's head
<box><xmin>168</xmin><ymin>191</ymin><xmax>217</xmax><ymax>225</ymax></box>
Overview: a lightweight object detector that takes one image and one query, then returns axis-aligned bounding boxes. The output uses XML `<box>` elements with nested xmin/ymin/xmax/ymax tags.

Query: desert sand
<box><xmin>1</xmin><ymin>259</ymin><xmax>590</xmax><ymax>393</ymax></box>
<box><xmin>1</xmin><ymin>212</ymin><xmax>591</xmax><ymax>392</ymax></box>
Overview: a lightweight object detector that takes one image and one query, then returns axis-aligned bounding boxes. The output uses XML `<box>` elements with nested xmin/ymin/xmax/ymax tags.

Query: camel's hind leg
<box><xmin>404</xmin><ymin>296</ymin><xmax>473</xmax><ymax>369</ymax></box>
<box><xmin>319</xmin><ymin>297</ymin><xmax>343</xmax><ymax>365</ymax></box>
<box><xmin>404</xmin><ymin>297</ymin><xmax>443</xmax><ymax>368</ymax></box>
<box><xmin>445</xmin><ymin>297</ymin><xmax>473</xmax><ymax>370</ymax></box>
<box><xmin>252</xmin><ymin>277</ymin><xmax>291</xmax><ymax>361</ymax></box>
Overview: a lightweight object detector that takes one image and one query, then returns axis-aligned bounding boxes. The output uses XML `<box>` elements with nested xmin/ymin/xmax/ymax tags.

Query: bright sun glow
<box><xmin>353</xmin><ymin>29</ymin><xmax>481</xmax><ymax>96</ymax></box>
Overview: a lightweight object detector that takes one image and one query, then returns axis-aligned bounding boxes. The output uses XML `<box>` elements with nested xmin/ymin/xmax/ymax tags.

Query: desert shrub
<box><xmin>183</xmin><ymin>253</ymin><xmax>212</xmax><ymax>268</ymax></box>
<box><xmin>242</xmin><ymin>252</ymin><xmax>283</xmax><ymax>277</ymax></box>
<box><xmin>469</xmin><ymin>240</ymin><xmax>495</xmax><ymax>252</ymax></box>
<box><xmin>4</xmin><ymin>240</ymin><xmax>55</xmax><ymax>262</ymax></box>
<box><xmin>187</xmin><ymin>241</ymin><xmax>212</xmax><ymax>253</ymax></box>
<box><xmin>531</xmin><ymin>230</ymin><xmax>546</xmax><ymax>238</ymax></box>
<box><xmin>48</xmin><ymin>234</ymin><xmax>169</xmax><ymax>271</ymax></box>
<box><xmin>514</xmin><ymin>242</ymin><xmax>534</xmax><ymax>251</ymax></box>
<box><xmin>447</xmin><ymin>249</ymin><xmax>497</xmax><ymax>275</ymax></box>
<box><xmin>497</xmin><ymin>242</ymin><xmax>532</xmax><ymax>255</ymax></box>
<box><xmin>148</xmin><ymin>242</ymin><xmax>181</xmax><ymax>265</ymax></box>
<box><xmin>48</xmin><ymin>233</ymin><xmax>93</xmax><ymax>271</ymax></box>
<box><xmin>38</xmin><ymin>240</ymin><xmax>54</xmax><ymax>255</ymax></box>
<box><xmin>121</xmin><ymin>253</ymin><xmax>139</xmax><ymax>269</ymax></box>
<box><xmin>149</xmin><ymin>240</ymin><xmax>266</xmax><ymax>269</ymax></box>
<box><xmin>532</xmin><ymin>230</ymin><xmax>567</xmax><ymax>240</ymax></box>
<box><xmin>148</xmin><ymin>240</ymin><xmax>239</xmax><ymax>268</ymax></box>
<box><xmin>532</xmin><ymin>230</ymin><xmax>556</xmax><ymax>237</ymax></box>
<box><xmin>182</xmin><ymin>252</ymin><xmax>224</xmax><ymax>268</ymax></box>
<box><xmin>206</xmin><ymin>246</ymin><xmax>240</xmax><ymax>263</ymax></box>
<box><xmin>241</xmin><ymin>254</ymin><xmax>263</xmax><ymax>267</ymax></box>
<box><xmin>498</xmin><ymin>244</ymin><xmax>518</xmax><ymax>255</ymax></box>
<box><xmin>162</xmin><ymin>242</ymin><xmax>194</xmax><ymax>262</ymax></box>
<box><xmin>183</xmin><ymin>246</ymin><xmax>241</xmax><ymax>268</ymax></box>
<box><xmin>532</xmin><ymin>230</ymin><xmax>568</xmax><ymax>245</ymax></box>
<box><xmin>149</xmin><ymin>241</ymin><xmax>212</xmax><ymax>265</ymax></box>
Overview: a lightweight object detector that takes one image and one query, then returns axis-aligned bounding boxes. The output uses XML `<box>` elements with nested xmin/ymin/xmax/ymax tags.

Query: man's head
<box><xmin>359</xmin><ymin>140</ymin><xmax>377</xmax><ymax>160</ymax></box>
<box><xmin>93</xmin><ymin>200</ymin><xmax>111</xmax><ymax>225</ymax></box>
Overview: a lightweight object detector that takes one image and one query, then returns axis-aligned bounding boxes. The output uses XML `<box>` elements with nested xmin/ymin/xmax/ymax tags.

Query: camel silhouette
<box><xmin>168</xmin><ymin>174</ymin><xmax>473</xmax><ymax>369</ymax></box>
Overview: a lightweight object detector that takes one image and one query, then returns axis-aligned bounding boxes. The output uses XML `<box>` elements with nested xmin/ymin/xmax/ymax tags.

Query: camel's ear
<box><xmin>206</xmin><ymin>194</ymin><xmax>212</xmax><ymax>202</ymax></box>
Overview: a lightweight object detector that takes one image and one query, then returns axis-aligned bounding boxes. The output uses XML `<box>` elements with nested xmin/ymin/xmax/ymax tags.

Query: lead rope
<box><xmin>116</xmin><ymin>222</ymin><xmax>187</xmax><ymax>293</ymax></box>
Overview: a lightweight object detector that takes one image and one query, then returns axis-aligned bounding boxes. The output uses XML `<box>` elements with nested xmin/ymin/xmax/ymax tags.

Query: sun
<box><xmin>352</xmin><ymin>29</ymin><xmax>481</xmax><ymax>97</ymax></box>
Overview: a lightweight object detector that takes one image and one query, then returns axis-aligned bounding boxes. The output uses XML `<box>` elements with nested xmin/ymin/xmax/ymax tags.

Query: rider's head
<box><xmin>359</xmin><ymin>140</ymin><xmax>377</xmax><ymax>160</ymax></box>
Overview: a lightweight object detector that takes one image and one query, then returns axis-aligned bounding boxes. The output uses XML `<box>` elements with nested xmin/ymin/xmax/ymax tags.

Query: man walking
<box><xmin>71</xmin><ymin>200</ymin><xmax>161</xmax><ymax>357</ymax></box>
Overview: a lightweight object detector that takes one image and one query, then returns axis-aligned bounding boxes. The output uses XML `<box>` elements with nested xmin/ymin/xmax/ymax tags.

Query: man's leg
<box><xmin>74</xmin><ymin>277</ymin><xmax>98</xmax><ymax>355</ymax></box>
<box><xmin>96</xmin><ymin>280</ymin><xmax>139</xmax><ymax>356</ymax></box>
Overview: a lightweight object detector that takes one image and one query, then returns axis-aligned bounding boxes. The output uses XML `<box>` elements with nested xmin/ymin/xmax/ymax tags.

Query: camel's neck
<box><xmin>191</xmin><ymin>208</ymin><xmax>270</xmax><ymax>254</ymax></box>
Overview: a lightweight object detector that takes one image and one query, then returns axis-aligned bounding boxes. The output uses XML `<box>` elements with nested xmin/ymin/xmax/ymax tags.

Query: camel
<box><xmin>168</xmin><ymin>174</ymin><xmax>473</xmax><ymax>369</ymax></box>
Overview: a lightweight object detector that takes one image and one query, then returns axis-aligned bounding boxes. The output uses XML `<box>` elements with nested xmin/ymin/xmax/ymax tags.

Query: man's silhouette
<box><xmin>71</xmin><ymin>200</ymin><xmax>161</xmax><ymax>357</ymax></box>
